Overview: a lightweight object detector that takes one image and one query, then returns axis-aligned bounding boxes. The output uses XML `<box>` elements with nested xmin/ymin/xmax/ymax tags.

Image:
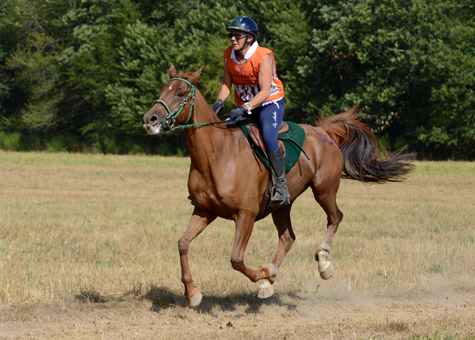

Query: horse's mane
<box><xmin>172</xmin><ymin>70</ymin><xmax>200</xmax><ymax>83</ymax></box>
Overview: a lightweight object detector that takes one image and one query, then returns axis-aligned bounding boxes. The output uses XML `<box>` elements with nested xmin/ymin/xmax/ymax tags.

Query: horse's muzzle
<box><xmin>143</xmin><ymin>122</ymin><xmax>162</xmax><ymax>135</ymax></box>
<box><xmin>143</xmin><ymin>113</ymin><xmax>163</xmax><ymax>135</ymax></box>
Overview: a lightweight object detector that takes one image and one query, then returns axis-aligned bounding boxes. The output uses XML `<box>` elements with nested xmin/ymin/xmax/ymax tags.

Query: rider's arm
<box><xmin>217</xmin><ymin>65</ymin><xmax>232</xmax><ymax>102</ymax></box>
<box><xmin>248</xmin><ymin>54</ymin><xmax>272</xmax><ymax>110</ymax></box>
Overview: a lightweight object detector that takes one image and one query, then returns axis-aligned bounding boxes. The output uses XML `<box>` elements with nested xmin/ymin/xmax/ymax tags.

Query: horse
<box><xmin>143</xmin><ymin>64</ymin><xmax>416</xmax><ymax>308</ymax></box>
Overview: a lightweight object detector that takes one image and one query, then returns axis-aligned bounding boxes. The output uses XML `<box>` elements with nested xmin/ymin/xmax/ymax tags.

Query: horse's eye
<box><xmin>176</xmin><ymin>91</ymin><xmax>185</xmax><ymax>97</ymax></box>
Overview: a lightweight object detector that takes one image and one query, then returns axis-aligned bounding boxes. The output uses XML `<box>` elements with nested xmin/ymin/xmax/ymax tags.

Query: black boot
<box><xmin>268</xmin><ymin>149</ymin><xmax>290</xmax><ymax>207</ymax></box>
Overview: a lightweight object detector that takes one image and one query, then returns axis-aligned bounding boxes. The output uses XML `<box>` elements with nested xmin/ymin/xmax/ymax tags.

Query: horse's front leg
<box><xmin>230</xmin><ymin>212</ymin><xmax>276</xmax><ymax>283</ymax></box>
<box><xmin>178</xmin><ymin>207</ymin><xmax>216</xmax><ymax>308</ymax></box>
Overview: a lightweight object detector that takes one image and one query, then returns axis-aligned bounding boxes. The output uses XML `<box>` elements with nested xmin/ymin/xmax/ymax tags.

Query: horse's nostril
<box><xmin>150</xmin><ymin>115</ymin><xmax>158</xmax><ymax>123</ymax></box>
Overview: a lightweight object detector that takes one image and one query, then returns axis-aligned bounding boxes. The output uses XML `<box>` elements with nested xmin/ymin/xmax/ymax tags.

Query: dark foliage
<box><xmin>0</xmin><ymin>0</ymin><xmax>473</xmax><ymax>159</ymax></box>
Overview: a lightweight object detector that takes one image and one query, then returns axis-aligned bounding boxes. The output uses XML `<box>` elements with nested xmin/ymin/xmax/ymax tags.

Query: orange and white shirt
<box><xmin>224</xmin><ymin>42</ymin><xmax>285</xmax><ymax>107</ymax></box>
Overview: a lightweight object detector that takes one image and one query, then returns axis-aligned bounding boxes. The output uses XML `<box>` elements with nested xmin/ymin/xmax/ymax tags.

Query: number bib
<box><xmin>236</xmin><ymin>84</ymin><xmax>259</xmax><ymax>102</ymax></box>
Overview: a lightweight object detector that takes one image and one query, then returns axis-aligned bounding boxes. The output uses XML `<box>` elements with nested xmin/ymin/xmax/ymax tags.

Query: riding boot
<box><xmin>268</xmin><ymin>148</ymin><xmax>290</xmax><ymax>207</ymax></box>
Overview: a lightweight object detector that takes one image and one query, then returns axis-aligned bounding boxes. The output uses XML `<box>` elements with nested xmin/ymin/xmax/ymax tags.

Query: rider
<box><xmin>212</xmin><ymin>16</ymin><xmax>289</xmax><ymax>207</ymax></box>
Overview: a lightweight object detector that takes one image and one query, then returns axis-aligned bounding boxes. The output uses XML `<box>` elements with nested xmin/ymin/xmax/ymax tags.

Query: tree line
<box><xmin>0</xmin><ymin>0</ymin><xmax>474</xmax><ymax>159</ymax></box>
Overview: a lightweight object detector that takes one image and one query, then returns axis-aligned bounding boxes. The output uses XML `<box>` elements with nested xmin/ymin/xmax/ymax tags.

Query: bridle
<box><xmin>149</xmin><ymin>78</ymin><xmax>196</xmax><ymax>130</ymax></box>
<box><xmin>148</xmin><ymin>77</ymin><xmax>234</xmax><ymax>130</ymax></box>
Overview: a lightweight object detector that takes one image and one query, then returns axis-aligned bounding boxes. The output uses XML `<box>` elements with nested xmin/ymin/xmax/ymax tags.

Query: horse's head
<box><xmin>143</xmin><ymin>63</ymin><xmax>202</xmax><ymax>135</ymax></box>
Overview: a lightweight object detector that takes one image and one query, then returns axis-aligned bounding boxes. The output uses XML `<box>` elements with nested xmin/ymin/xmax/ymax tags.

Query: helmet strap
<box><xmin>236</xmin><ymin>33</ymin><xmax>255</xmax><ymax>54</ymax></box>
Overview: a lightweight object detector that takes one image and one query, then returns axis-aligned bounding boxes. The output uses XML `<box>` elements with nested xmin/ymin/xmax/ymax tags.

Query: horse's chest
<box><xmin>188</xmin><ymin>173</ymin><xmax>223</xmax><ymax>206</ymax></box>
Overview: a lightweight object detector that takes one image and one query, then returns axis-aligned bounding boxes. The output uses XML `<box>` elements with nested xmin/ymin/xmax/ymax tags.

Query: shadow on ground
<box><xmin>144</xmin><ymin>285</ymin><xmax>302</xmax><ymax>314</ymax></box>
<box><xmin>76</xmin><ymin>284</ymin><xmax>303</xmax><ymax>314</ymax></box>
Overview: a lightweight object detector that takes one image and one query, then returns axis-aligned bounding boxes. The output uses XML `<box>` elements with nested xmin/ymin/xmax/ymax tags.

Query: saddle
<box><xmin>235</xmin><ymin>119</ymin><xmax>307</xmax><ymax>174</ymax></box>
<box><xmin>245</xmin><ymin>118</ymin><xmax>289</xmax><ymax>158</ymax></box>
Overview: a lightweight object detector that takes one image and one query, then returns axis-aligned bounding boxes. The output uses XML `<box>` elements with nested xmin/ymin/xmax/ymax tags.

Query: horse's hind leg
<box><xmin>178</xmin><ymin>207</ymin><xmax>216</xmax><ymax>308</ymax></box>
<box><xmin>311</xmin><ymin>178</ymin><xmax>343</xmax><ymax>280</ymax></box>
<box><xmin>258</xmin><ymin>204</ymin><xmax>295</xmax><ymax>299</ymax></box>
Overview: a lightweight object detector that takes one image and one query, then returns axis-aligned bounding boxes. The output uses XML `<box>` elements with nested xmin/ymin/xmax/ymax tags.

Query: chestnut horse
<box><xmin>143</xmin><ymin>64</ymin><xmax>415</xmax><ymax>308</ymax></box>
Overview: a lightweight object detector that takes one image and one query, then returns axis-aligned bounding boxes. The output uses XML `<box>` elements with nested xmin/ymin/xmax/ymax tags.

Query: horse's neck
<box><xmin>184</xmin><ymin>91</ymin><xmax>242</xmax><ymax>170</ymax></box>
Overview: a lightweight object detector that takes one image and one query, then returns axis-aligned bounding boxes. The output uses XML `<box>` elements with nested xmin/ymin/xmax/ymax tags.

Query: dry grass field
<box><xmin>0</xmin><ymin>150</ymin><xmax>474</xmax><ymax>339</ymax></box>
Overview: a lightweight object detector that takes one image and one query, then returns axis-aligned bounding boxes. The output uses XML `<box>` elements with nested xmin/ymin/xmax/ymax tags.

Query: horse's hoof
<box><xmin>319</xmin><ymin>261</ymin><xmax>334</xmax><ymax>280</ymax></box>
<box><xmin>257</xmin><ymin>279</ymin><xmax>274</xmax><ymax>299</ymax></box>
<box><xmin>186</xmin><ymin>289</ymin><xmax>202</xmax><ymax>308</ymax></box>
<box><xmin>316</xmin><ymin>250</ymin><xmax>331</xmax><ymax>267</ymax></box>
<box><xmin>315</xmin><ymin>245</ymin><xmax>334</xmax><ymax>280</ymax></box>
<box><xmin>261</xmin><ymin>263</ymin><xmax>279</xmax><ymax>282</ymax></box>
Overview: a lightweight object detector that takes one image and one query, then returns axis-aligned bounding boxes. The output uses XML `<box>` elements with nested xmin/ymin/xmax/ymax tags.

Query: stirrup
<box><xmin>271</xmin><ymin>184</ymin><xmax>290</xmax><ymax>207</ymax></box>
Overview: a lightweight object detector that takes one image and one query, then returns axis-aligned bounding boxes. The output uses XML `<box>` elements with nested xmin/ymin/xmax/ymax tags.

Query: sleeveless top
<box><xmin>224</xmin><ymin>44</ymin><xmax>285</xmax><ymax>107</ymax></box>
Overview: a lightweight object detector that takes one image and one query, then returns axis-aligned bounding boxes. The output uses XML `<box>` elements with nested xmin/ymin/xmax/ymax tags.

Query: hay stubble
<box><xmin>0</xmin><ymin>151</ymin><xmax>474</xmax><ymax>339</ymax></box>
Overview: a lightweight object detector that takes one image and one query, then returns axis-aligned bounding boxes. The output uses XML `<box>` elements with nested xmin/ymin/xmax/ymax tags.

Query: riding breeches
<box><xmin>243</xmin><ymin>99</ymin><xmax>285</xmax><ymax>153</ymax></box>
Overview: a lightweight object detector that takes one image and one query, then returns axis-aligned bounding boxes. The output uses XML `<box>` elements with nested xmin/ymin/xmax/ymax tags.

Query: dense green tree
<box><xmin>296</xmin><ymin>0</ymin><xmax>475</xmax><ymax>158</ymax></box>
<box><xmin>2</xmin><ymin>0</ymin><xmax>70</xmax><ymax>132</ymax></box>
<box><xmin>58</xmin><ymin>0</ymin><xmax>140</xmax><ymax>151</ymax></box>
<box><xmin>0</xmin><ymin>0</ymin><xmax>473</xmax><ymax>158</ymax></box>
<box><xmin>0</xmin><ymin>32</ymin><xmax>11</xmax><ymax>118</ymax></box>
<box><xmin>0</xmin><ymin>0</ymin><xmax>10</xmax><ymax>111</ymax></box>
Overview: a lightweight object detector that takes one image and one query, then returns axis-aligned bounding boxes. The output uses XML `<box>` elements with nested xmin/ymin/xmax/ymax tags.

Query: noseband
<box><xmin>149</xmin><ymin>78</ymin><xmax>195</xmax><ymax>130</ymax></box>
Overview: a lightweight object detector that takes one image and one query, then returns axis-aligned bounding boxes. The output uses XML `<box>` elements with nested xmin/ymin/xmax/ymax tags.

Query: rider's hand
<box><xmin>228</xmin><ymin>106</ymin><xmax>245</xmax><ymax>120</ymax></box>
<box><xmin>212</xmin><ymin>99</ymin><xmax>224</xmax><ymax>113</ymax></box>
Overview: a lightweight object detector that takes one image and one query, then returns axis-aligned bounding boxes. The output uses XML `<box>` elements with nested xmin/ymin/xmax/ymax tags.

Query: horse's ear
<box><xmin>169</xmin><ymin>63</ymin><xmax>176</xmax><ymax>79</ymax></box>
<box><xmin>189</xmin><ymin>66</ymin><xmax>203</xmax><ymax>84</ymax></box>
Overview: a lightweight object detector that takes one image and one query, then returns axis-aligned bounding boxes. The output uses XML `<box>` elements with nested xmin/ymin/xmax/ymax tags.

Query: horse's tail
<box><xmin>315</xmin><ymin>106</ymin><xmax>416</xmax><ymax>183</ymax></box>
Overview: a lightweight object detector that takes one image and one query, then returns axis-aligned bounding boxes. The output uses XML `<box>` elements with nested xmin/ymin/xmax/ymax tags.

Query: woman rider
<box><xmin>212</xmin><ymin>16</ymin><xmax>289</xmax><ymax>207</ymax></box>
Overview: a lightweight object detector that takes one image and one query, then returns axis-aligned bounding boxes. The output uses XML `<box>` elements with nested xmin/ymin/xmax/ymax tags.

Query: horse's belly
<box><xmin>188</xmin><ymin>180</ymin><xmax>263</xmax><ymax>220</ymax></box>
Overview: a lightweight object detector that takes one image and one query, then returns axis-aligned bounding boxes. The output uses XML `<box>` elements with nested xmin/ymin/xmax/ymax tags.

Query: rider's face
<box><xmin>229</xmin><ymin>29</ymin><xmax>253</xmax><ymax>51</ymax></box>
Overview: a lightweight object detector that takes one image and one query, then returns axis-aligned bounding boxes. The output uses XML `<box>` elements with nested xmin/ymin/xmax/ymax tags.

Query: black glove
<box><xmin>228</xmin><ymin>106</ymin><xmax>245</xmax><ymax>120</ymax></box>
<box><xmin>212</xmin><ymin>99</ymin><xmax>224</xmax><ymax>113</ymax></box>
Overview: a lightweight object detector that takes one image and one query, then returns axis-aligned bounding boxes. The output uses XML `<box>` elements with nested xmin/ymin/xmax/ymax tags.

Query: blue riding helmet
<box><xmin>227</xmin><ymin>16</ymin><xmax>258</xmax><ymax>38</ymax></box>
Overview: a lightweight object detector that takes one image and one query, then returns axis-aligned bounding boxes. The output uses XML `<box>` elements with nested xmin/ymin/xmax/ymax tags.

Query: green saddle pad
<box><xmin>236</xmin><ymin>121</ymin><xmax>306</xmax><ymax>173</ymax></box>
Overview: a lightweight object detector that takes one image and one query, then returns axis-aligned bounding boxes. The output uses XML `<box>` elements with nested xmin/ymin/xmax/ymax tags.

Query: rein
<box><xmin>149</xmin><ymin>77</ymin><xmax>229</xmax><ymax>130</ymax></box>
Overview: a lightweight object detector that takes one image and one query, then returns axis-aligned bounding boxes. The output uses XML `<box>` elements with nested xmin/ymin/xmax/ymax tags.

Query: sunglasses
<box><xmin>227</xmin><ymin>33</ymin><xmax>248</xmax><ymax>40</ymax></box>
